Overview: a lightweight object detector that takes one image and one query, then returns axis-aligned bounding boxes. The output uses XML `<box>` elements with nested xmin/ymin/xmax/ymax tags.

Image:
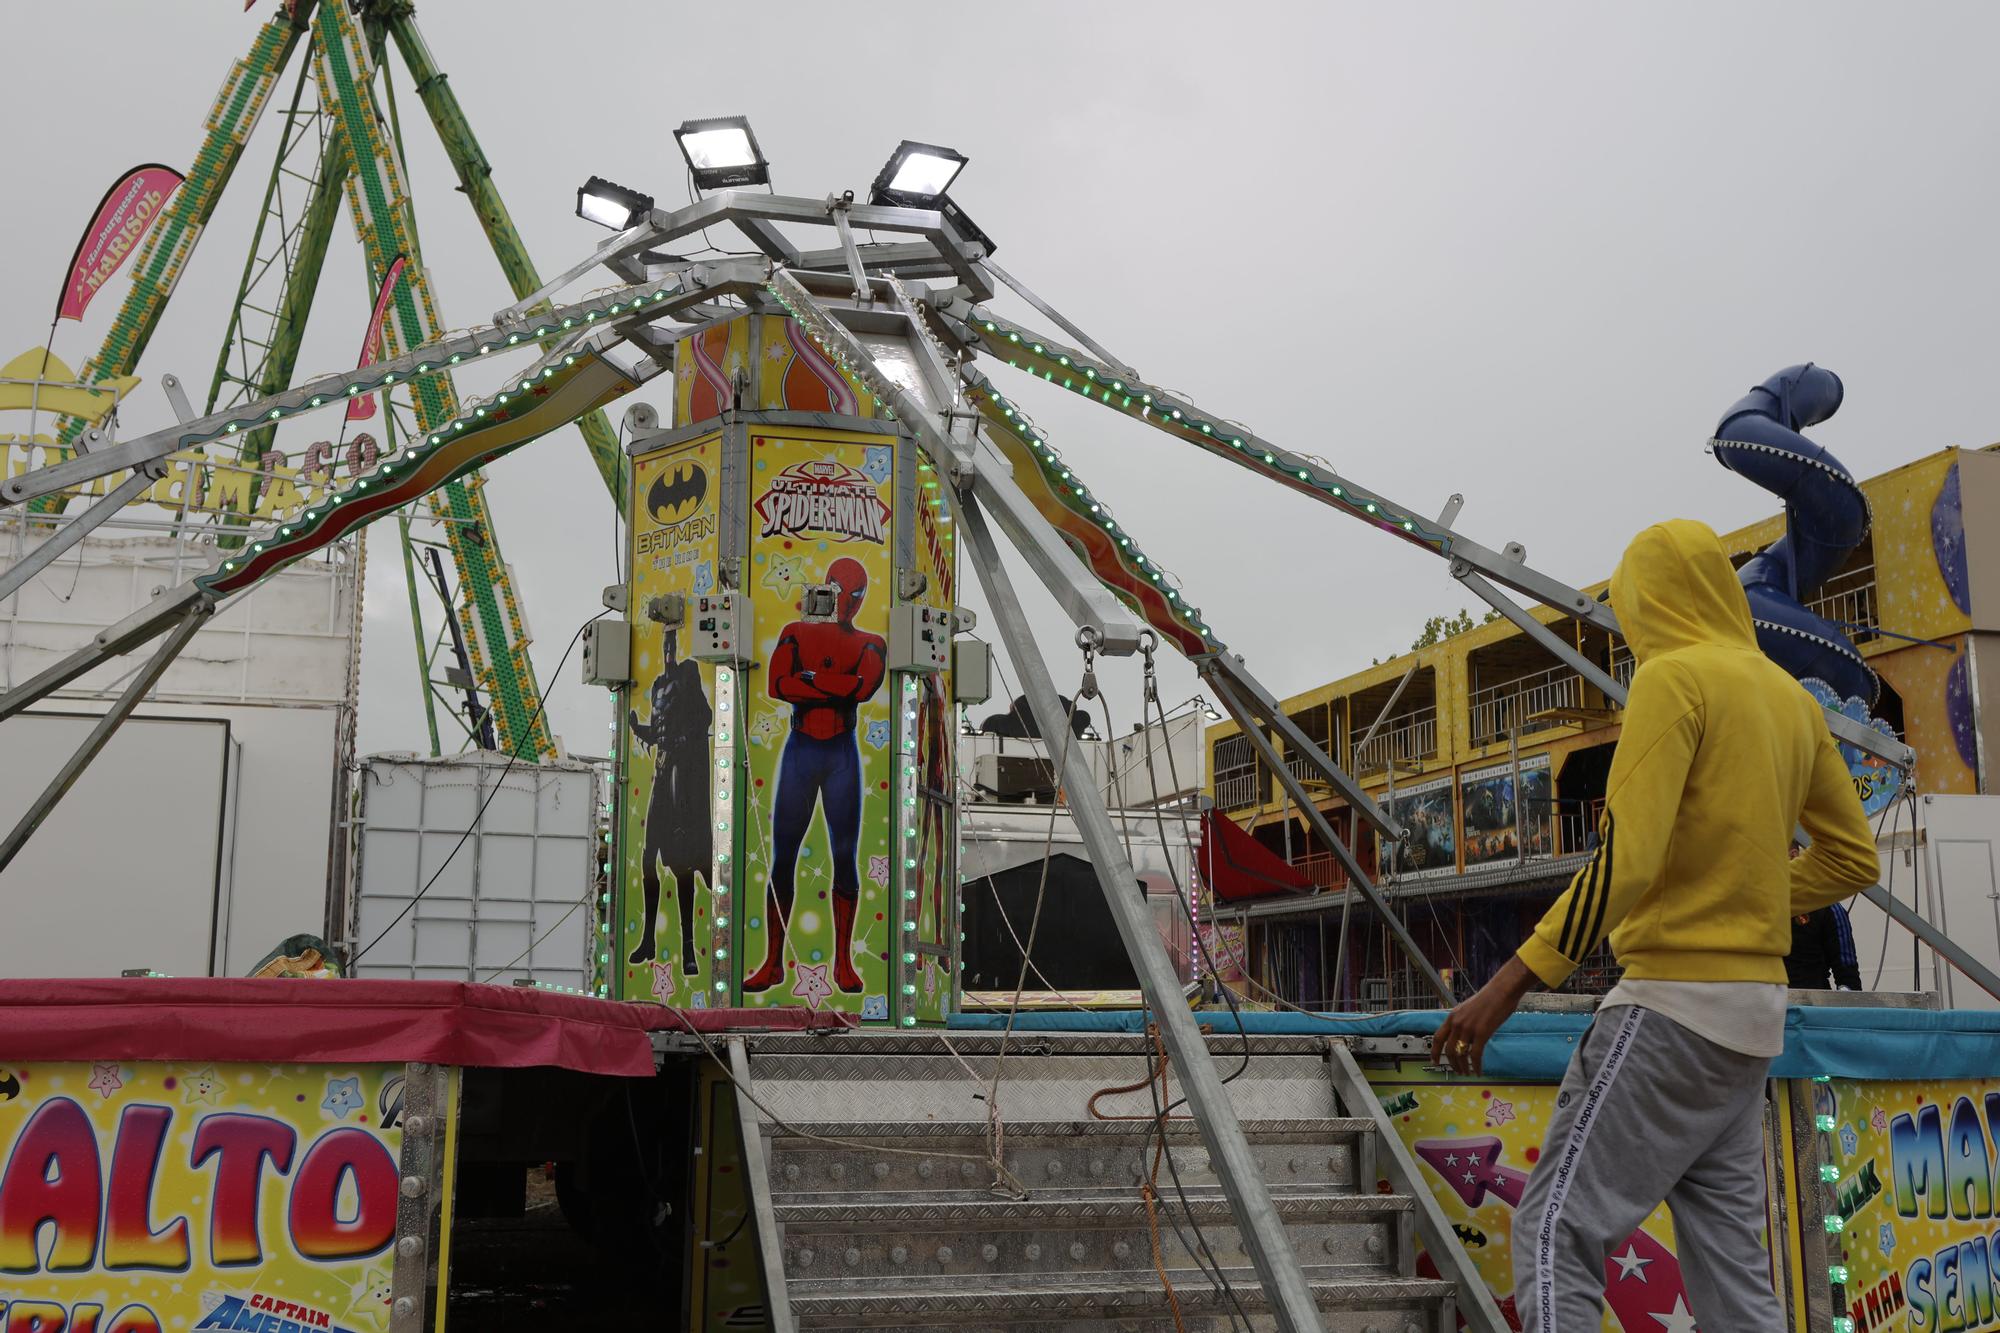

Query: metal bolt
<box><xmin>981</xmin><ymin>1244</ymin><xmax>999</xmax><ymax>1262</ymax></box>
<box><xmin>405</xmin><ymin>1116</ymin><xmax>427</xmax><ymax>1136</ymax></box>
<box><xmin>1024</xmin><ymin>1243</ymin><xmax>1042</xmax><ymax>1261</ymax></box>
<box><xmin>936</xmin><ymin>1246</ymin><xmax>954</xmax><ymax>1264</ymax></box>
<box><xmin>844</xmin><ymin>1247</ymin><xmax>861</xmax><ymax>1267</ymax></box>
<box><xmin>1288</xmin><ymin>1155</ymin><xmax>1304</xmax><ymax>1174</ymax></box>
<box><xmin>393</xmin><ymin>1298</ymin><xmax>415</xmax><ymax>1319</ymax></box>
<box><xmin>917</xmin><ymin>1160</ymin><xmax>933</xmax><ymax>1180</ymax></box>
<box><xmin>784</xmin><ymin>1164</ymin><xmax>801</xmax><ymax>1181</ymax></box>
<box><xmin>829</xmin><ymin>1163</ymin><xmax>845</xmax><ymax>1181</ymax></box>
<box><xmin>891</xmin><ymin>1246</ymin><xmax>908</xmax><ymax>1265</ymax></box>
<box><xmin>1112</xmin><ymin>1241</ymin><xmax>1131</xmax><ymax>1261</ymax></box>
<box><xmin>797</xmin><ymin>1248</ymin><xmax>815</xmax><ymax>1267</ymax></box>
<box><xmin>399</xmin><ymin>1176</ymin><xmax>425</xmax><ymax>1199</ymax></box>
<box><xmin>1365</xmin><ymin>1233</ymin><xmax>1384</xmax><ymax>1256</ymax></box>
<box><xmin>1068</xmin><ymin>1242</ymin><xmax>1087</xmax><ymax>1262</ymax></box>
<box><xmin>1046</xmin><ymin>1159</ymin><xmax>1063</xmax><ymax>1178</ymax></box>
<box><xmin>872</xmin><ymin>1162</ymin><xmax>890</xmax><ymax>1179</ymax></box>
<box><xmin>396</xmin><ymin>1235</ymin><xmax>424</xmax><ymax>1258</ymax></box>
<box><xmin>959</xmin><ymin>1161</ymin><xmax>976</xmax><ymax>1178</ymax></box>
<box><xmin>1088</xmin><ymin>1158</ymin><xmax>1105</xmax><ymax>1177</ymax></box>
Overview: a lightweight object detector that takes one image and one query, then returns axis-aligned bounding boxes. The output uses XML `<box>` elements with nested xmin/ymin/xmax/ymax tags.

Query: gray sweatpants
<box><xmin>1511</xmin><ymin>1004</ymin><xmax>1779</xmax><ymax>1333</ymax></box>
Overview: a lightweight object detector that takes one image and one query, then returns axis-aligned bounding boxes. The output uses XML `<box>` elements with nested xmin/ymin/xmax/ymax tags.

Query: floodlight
<box><xmin>1202</xmin><ymin>703</ymin><xmax>1223</xmax><ymax>722</ymax></box>
<box><xmin>870</xmin><ymin>140</ymin><xmax>968</xmax><ymax>207</ymax></box>
<box><xmin>674</xmin><ymin>116</ymin><xmax>770</xmax><ymax>190</ymax></box>
<box><xmin>576</xmin><ymin>176</ymin><xmax>653</xmax><ymax>230</ymax></box>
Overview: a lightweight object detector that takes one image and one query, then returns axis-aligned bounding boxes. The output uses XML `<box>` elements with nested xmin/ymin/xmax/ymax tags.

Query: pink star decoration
<box><xmin>650</xmin><ymin>960</ymin><xmax>677</xmax><ymax>1004</ymax></box>
<box><xmin>87</xmin><ymin>1063</ymin><xmax>123</xmax><ymax>1099</ymax></box>
<box><xmin>791</xmin><ymin>962</ymin><xmax>834</xmax><ymax>1010</ymax></box>
<box><xmin>1485</xmin><ymin>1096</ymin><xmax>1516</xmax><ymax>1127</ymax></box>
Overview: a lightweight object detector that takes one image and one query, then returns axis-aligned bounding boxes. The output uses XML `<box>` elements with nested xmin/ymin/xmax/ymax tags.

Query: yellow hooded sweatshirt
<box><xmin>1516</xmin><ymin>519</ymin><xmax>1880</xmax><ymax>989</ymax></box>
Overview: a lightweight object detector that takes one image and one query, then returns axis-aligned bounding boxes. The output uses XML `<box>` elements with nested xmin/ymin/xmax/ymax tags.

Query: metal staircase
<box><xmin>726</xmin><ymin>1031</ymin><xmax>1492</xmax><ymax>1332</ymax></box>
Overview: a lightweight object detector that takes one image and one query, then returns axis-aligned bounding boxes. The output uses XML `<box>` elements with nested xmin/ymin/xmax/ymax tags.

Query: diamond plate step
<box><xmin>764</xmin><ymin>1116</ymin><xmax>1378</xmax><ymax>1201</ymax></box>
<box><xmin>777</xmin><ymin>1190</ymin><xmax>1411</xmax><ymax>1283</ymax></box>
<box><xmin>788</xmin><ymin>1271</ymin><xmax>1456</xmax><ymax>1332</ymax></box>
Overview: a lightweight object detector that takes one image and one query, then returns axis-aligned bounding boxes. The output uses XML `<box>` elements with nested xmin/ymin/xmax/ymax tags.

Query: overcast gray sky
<box><xmin>7</xmin><ymin>2</ymin><xmax>2000</xmax><ymax>761</ymax></box>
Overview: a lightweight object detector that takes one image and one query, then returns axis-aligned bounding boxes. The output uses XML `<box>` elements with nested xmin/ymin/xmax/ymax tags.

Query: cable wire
<box><xmin>351</xmin><ymin>609</ymin><xmax>609</xmax><ymax>967</ymax></box>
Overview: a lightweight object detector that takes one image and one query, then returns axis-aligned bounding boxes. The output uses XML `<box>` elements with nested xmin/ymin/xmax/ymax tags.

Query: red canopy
<box><xmin>0</xmin><ymin>978</ymin><xmax>849</xmax><ymax>1078</ymax></box>
<box><xmin>1196</xmin><ymin>809</ymin><xmax>1314</xmax><ymax>902</ymax></box>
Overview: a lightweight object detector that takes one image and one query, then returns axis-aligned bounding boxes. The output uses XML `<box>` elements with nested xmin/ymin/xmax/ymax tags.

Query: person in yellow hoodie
<box><xmin>1430</xmin><ymin>518</ymin><xmax>1878</xmax><ymax>1331</ymax></box>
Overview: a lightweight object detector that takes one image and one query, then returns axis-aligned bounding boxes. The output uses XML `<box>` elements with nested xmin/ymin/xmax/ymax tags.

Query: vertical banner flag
<box><xmin>56</xmin><ymin>164</ymin><xmax>185</xmax><ymax>322</ymax></box>
<box><xmin>347</xmin><ymin>255</ymin><xmax>408</xmax><ymax>422</ymax></box>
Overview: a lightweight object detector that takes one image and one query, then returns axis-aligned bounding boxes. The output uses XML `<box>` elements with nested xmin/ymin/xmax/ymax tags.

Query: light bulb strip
<box><xmin>196</xmin><ymin>339</ymin><xmax>606</xmax><ymax>598</ymax></box>
<box><xmin>1808</xmin><ymin>1074</ymin><xmax>1853</xmax><ymax>1323</ymax></box>
<box><xmin>964</xmin><ymin>307</ymin><xmax>1452</xmax><ymax>558</ymax></box>
<box><xmin>711</xmin><ymin>667</ymin><xmax>738</xmax><ymax>1003</ymax></box>
<box><xmin>896</xmin><ymin>675</ymin><xmax>923</xmax><ymax>1026</ymax></box>
<box><xmin>959</xmin><ymin>371</ymin><xmax>1216</xmax><ymax>657</ymax></box>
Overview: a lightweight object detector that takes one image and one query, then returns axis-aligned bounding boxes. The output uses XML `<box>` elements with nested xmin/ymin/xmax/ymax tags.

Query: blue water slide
<box><xmin>1711</xmin><ymin>364</ymin><xmax>1876</xmax><ymax>702</ymax></box>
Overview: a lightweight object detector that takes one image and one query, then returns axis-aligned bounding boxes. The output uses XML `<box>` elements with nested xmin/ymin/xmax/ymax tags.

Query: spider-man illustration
<box><xmin>745</xmin><ymin>557</ymin><xmax>887</xmax><ymax>992</ymax></box>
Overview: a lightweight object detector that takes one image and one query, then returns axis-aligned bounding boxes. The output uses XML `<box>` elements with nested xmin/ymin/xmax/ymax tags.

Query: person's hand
<box><xmin>1430</xmin><ymin>955</ymin><xmax>1538</xmax><ymax>1076</ymax></box>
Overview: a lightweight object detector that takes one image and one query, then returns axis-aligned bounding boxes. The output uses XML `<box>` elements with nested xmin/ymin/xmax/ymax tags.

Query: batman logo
<box><xmin>649</xmin><ymin>460</ymin><xmax>709</xmax><ymax>525</ymax></box>
<box><xmin>0</xmin><ymin>1071</ymin><xmax>18</xmax><ymax>1101</ymax></box>
<box><xmin>1453</xmin><ymin>1223</ymin><xmax>1487</xmax><ymax>1248</ymax></box>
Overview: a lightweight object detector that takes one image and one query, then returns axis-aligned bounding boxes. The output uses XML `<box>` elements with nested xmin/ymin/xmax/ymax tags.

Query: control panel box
<box><xmin>690</xmin><ymin>592</ymin><xmax>747</xmax><ymax>661</ymax></box>
<box><xmin>952</xmin><ymin>639</ymin><xmax>992</xmax><ymax>704</ymax></box>
<box><xmin>581</xmin><ymin>619</ymin><xmax>631</xmax><ymax>685</ymax></box>
<box><xmin>889</xmin><ymin>603</ymin><xmax>951</xmax><ymax>673</ymax></box>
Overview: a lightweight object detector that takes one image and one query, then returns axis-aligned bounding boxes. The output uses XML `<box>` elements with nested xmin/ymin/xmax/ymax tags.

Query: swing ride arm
<box><xmin>948</xmin><ymin>302</ymin><xmax>1915</xmax><ymax>771</ymax></box>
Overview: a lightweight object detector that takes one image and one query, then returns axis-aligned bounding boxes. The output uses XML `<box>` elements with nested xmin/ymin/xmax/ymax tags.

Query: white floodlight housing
<box><xmin>870</xmin><ymin>140</ymin><xmax>968</xmax><ymax>207</ymax></box>
<box><xmin>576</xmin><ymin>176</ymin><xmax>654</xmax><ymax>230</ymax></box>
<box><xmin>674</xmin><ymin>116</ymin><xmax>770</xmax><ymax>190</ymax></box>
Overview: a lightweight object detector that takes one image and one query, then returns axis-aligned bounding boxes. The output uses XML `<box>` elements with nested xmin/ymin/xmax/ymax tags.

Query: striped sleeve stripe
<box><xmin>1558</xmin><ymin>842</ymin><xmax>1604</xmax><ymax>960</ymax></box>
<box><xmin>1580</xmin><ymin>813</ymin><xmax>1616</xmax><ymax>955</ymax></box>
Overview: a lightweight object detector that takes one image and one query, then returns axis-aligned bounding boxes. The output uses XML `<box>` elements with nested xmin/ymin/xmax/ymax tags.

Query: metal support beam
<box><xmin>1207</xmin><ymin>673</ymin><xmax>1455</xmax><ymax>1007</ymax></box>
<box><xmin>1861</xmin><ymin>882</ymin><xmax>2000</xmax><ymax>1003</ymax></box>
<box><xmin>980</xmin><ymin>258</ymin><xmax>1136</xmax><ymax>380</ymax></box>
<box><xmin>0</xmin><ymin>607</ymin><xmax>210</xmax><ymax>874</ymax></box>
<box><xmin>0</xmin><ymin>469</ymin><xmax>161</xmax><ymax>605</ymax></box>
<box><xmin>1328</xmin><ymin>1044</ymin><xmax>1510</xmax><ymax>1332</ymax></box>
<box><xmin>1456</xmin><ymin>565</ymin><xmax>1626</xmax><ymax>701</ymax></box>
<box><xmin>1207</xmin><ymin>653</ymin><xmax>1399</xmax><ymax>838</ymax></box>
<box><xmin>958</xmin><ymin>497</ymin><xmax>1322</xmax><ymax>1333</ymax></box>
<box><xmin>0</xmin><ymin>587</ymin><xmax>204</xmax><ymax>722</ymax></box>
<box><xmin>828</xmin><ymin>199</ymin><xmax>871</xmax><ymax>306</ymax></box>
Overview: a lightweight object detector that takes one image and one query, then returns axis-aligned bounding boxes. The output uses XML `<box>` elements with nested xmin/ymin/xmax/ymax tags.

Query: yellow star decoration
<box><xmin>181</xmin><ymin>1066</ymin><xmax>224</xmax><ymax>1106</ymax></box>
<box><xmin>345</xmin><ymin>1265</ymin><xmax>394</xmax><ymax>1328</ymax></box>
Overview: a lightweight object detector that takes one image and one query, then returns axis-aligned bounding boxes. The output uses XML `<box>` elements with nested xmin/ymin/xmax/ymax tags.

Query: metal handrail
<box><xmin>1469</xmin><ymin>664</ymin><xmax>1583</xmax><ymax>746</ymax></box>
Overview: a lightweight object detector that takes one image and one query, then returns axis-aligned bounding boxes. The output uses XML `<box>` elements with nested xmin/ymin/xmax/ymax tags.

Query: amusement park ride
<box><xmin>3</xmin><ymin>6</ymin><xmax>1995</xmax><ymax>1333</ymax></box>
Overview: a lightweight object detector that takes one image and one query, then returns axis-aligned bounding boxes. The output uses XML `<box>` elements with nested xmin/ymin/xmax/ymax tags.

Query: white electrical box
<box><xmin>690</xmin><ymin>592</ymin><xmax>747</xmax><ymax>661</ymax></box>
<box><xmin>889</xmin><ymin>603</ymin><xmax>951</xmax><ymax>673</ymax></box>
<box><xmin>953</xmin><ymin>639</ymin><xmax>992</xmax><ymax>703</ymax></box>
<box><xmin>581</xmin><ymin>619</ymin><xmax>631</xmax><ymax>685</ymax></box>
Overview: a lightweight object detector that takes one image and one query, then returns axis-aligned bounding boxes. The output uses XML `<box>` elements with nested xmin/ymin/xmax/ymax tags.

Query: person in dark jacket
<box><xmin>1786</xmin><ymin>904</ymin><xmax>1863</xmax><ymax>990</ymax></box>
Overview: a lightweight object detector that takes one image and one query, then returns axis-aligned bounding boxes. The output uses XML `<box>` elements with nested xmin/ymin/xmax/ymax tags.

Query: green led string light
<box><xmin>1810</xmin><ymin>1074</ymin><xmax>1855</xmax><ymax>1332</ymax></box>
<box><xmin>965</xmin><ymin>308</ymin><xmax>1452</xmax><ymax>557</ymax></box>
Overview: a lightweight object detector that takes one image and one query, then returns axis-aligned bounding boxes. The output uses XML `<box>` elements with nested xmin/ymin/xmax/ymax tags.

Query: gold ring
<box><xmin>1453</xmin><ymin>1040</ymin><xmax>1469</xmax><ymax>1053</ymax></box>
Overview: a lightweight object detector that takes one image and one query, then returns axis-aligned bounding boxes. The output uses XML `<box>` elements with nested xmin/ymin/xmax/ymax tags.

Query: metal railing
<box><xmin>1291</xmin><ymin>848</ymin><xmax>1348</xmax><ymax>891</ymax></box>
<box><xmin>1468</xmin><ymin>665</ymin><xmax>1583</xmax><ymax>746</ymax></box>
<box><xmin>1611</xmin><ymin>651</ymin><xmax>1635</xmax><ymax>692</ymax></box>
<box><xmin>1553</xmin><ymin>798</ymin><xmax>1605</xmax><ymax>856</ymax></box>
<box><xmin>1214</xmin><ymin>766</ymin><xmax>1262</xmax><ymax>811</ymax></box>
<box><xmin>1283</xmin><ymin>713</ymin><xmax>1335</xmax><ymax>784</ymax></box>
<box><xmin>1352</xmin><ymin>708</ymin><xmax>1437</xmax><ymax>773</ymax></box>
<box><xmin>1806</xmin><ymin>563</ymin><xmax>1879</xmax><ymax>641</ymax></box>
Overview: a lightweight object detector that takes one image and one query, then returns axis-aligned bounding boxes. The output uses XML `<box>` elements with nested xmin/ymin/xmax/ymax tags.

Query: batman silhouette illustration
<box><xmin>627</xmin><ymin>625</ymin><xmax>713</xmax><ymax>971</ymax></box>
